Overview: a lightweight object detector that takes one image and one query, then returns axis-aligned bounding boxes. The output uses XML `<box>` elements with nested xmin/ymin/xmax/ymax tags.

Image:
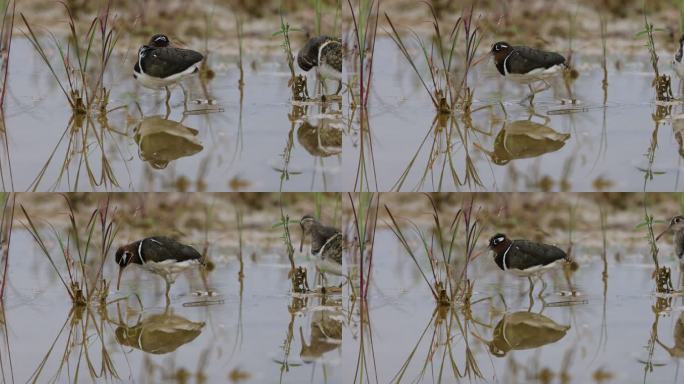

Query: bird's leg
<box><xmin>164</xmin><ymin>279</ymin><xmax>171</xmax><ymax>306</ymax></box>
<box><xmin>163</xmin><ymin>87</ymin><xmax>172</xmax><ymax>119</ymax></box>
<box><xmin>519</xmin><ymin>84</ymin><xmax>535</xmax><ymax>106</ymax></box>
<box><xmin>538</xmin><ymin>276</ymin><xmax>547</xmax><ymax>299</ymax></box>
<box><xmin>528</xmin><ymin>84</ymin><xmax>536</xmax><ymax>105</ymax></box>
<box><xmin>322</xmin><ymin>272</ymin><xmax>329</xmax><ymax>289</ymax></box>
<box><xmin>180</xmin><ymin>83</ymin><xmax>189</xmax><ymax>113</ymax></box>
<box><xmin>527</xmin><ymin>276</ymin><xmax>535</xmax><ymax>311</ymax></box>
<box><xmin>335</xmin><ymin>79</ymin><xmax>342</xmax><ymax>96</ymax></box>
<box><xmin>537</xmin><ymin>79</ymin><xmax>552</xmax><ymax>93</ymax></box>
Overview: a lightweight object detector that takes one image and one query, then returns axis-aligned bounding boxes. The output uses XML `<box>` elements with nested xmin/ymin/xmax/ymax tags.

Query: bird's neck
<box><xmin>492</xmin><ymin>240</ymin><xmax>513</xmax><ymax>271</ymax></box>
<box><xmin>129</xmin><ymin>241</ymin><xmax>145</xmax><ymax>265</ymax></box>
<box><xmin>675</xmin><ymin>231</ymin><xmax>684</xmax><ymax>258</ymax></box>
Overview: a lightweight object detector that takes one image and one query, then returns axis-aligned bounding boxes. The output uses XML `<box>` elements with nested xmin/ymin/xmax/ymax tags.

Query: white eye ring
<box><xmin>123</xmin><ymin>251</ymin><xmax>131</xmax><ymax>263</ymax></box>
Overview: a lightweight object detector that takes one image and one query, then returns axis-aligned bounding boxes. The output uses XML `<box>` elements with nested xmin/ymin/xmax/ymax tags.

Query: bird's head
<box><xmin>677</xmin><ymin>34</ymin><xmax>684</xmax><ymax>63</ymax></box>
<box><xmin>115</xmin><ymin>244</ymin><xmax>136</xmax><ymax>290</ymax></box>
<box><xmin>299</xmin><ymin>215</ymin><xmax>317</xmax><ymax>252</ymax></box>
<box><xmin>657</xmin><ymin>215</ymin><xmax>684</xmax><ymax>241</ymax></box>
<box><xmin>491</xmin><ymin>41</ymin><xmax>513</xmax><ymax>61</ymax></box>
<box><xmin>148</xmin><ymin>34</ymin><xmax>170</xmax><ymax>48</ymax></box>
<box><xmin>488</xmin><ymin>233</ymin><xmax>510</xmax><ymax>254</ymax></box>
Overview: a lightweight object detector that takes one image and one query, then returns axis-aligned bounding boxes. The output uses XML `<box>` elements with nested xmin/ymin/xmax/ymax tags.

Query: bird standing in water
<box><xmin>297</xmin><ymin>36</ymin><xmax>343</xmax><ymax>96</ymax></box>
<box><xmin>134</xmin><ymin>34</ymin><xmax>204</xmax><ymax>111</ymax></box>
<box><xmin>300</xmin><ymin>215</ymin><xmax>342</xmax><ymax>278</ymax></box>
<box><xmin>115</xmin><ymin>236</ymin><xmax>203</xmax><ymax>304</ymax></box>
<box><xmin>673</xmin><ymin>34</ymin><xmax>684</xmax><ymax>81</ymax></box>
<box><xmin>485</xmin><ymin>41</ymin><xmax>566</xmax><ymax>105</ymax></box>
<box><xmin>656</xmin><ymin>215</ymin><xmax>684</xmax><ymax>261</ymax></box>
<box><xmin>487</xmin><ymin>233</ymin><xmax>569</xmax><ymax>298</ymax></box>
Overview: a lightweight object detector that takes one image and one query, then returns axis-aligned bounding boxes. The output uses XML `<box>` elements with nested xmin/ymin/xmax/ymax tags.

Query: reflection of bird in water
<box><xmin>134</xmin><ymin>116</ymin><xmax>203</xmax><ymax>169</ymax></box>
<box><xmin>300</xmin><ymin>215</ymin><xmax>342</xmax><ymax>277</ymax></box>
<box><xmin>115</xmin><ymin>311</ymin><xmax>205</xmax><ymax>354</ymax></box>
<box><xmin>656</xmin><ymin>215</ymin><xmax>684</xmax><ymax>261</ymax></box>
<box><xmin>299</xmin><ymin>301</ymin><xmax>343</xmax><ymax>362</ymax></box>
<box><xmin>134</xmin><ymin>34</ymin><xmax>203</xmax><ymax>109</ymax></box>
<box><xmin>476</xmin><ymin>120</ymin><xmax>569</xmax><ymax>165</ymax></box>
<box><xmin>297</xmin><ymin>119</ymin><xmax>342</xmax><ymax>157</ymax></box>
<box><xmin>477</xmin><ymin>311</ymin><xmax>569</xmax><ymax>357</ymax></box>
<box><xmin>297</xmin><ymin>36</ymin><xmax>343</xmax><ymax>95</ymax></box>
<box><xmin>657</xmin><ymin>312</ymin><xmax>684</xmax><ymax>357</ymax></box>
<box><xmin>115</xmin><ymin>236</ymin><xmax>204</xmax><ymax>303</ymax></box>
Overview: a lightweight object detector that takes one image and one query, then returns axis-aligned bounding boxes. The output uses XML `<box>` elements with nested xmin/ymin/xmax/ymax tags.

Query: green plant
<box><xmin>0</xmin><ymin>192</ymin><xmax>14</xmax><ymax>298</ymax></box>
<box><xmin>348</xmin><ymin>192</ymin><xmax>379</xmax><ymax>299</ymax></box>
<box><xmin>347</xmin><ymin>0</ymin><xmax>380</xmax><ymax>107</ymax></box>
<box><xmin>275</xmin><ymin>12</ymin><xmax>308</xmax><ymax>101</ymax></box>
<box><xmin>637</xmin><ymin>1</ymin><xmax>673</xmax><ymax>101</ymax></box>
<box><xmin>21</xmin><ymin>1</ymin><xmax>120</xmax><ymax>114</ymax></box>
<box><xmin>385</xmin><ymin>3</ymin><xmax>483</xmax><ymax>113</ymax></box>
<box><xmin>21</xmin><ymin>195</ymin><xmax>119</xmax><ymax>305</ymax></box>
<box><xmin>385</xmin><ymin>194</ymin><xmax>483</xmax><ymax>306</ymax></box>
<box><xmin>236</xmin><ymin>14</ymin><xmax>245</xmax><ymax>89</ymax></box>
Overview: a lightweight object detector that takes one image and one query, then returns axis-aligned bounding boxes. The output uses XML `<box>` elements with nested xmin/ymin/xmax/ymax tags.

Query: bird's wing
<box><xmin>140</xmin><ymin>47</ymin><xmax>204</xmax><ymax>78</ymax></box>
<box><xmin>146</xmin><ymin>236</ymin><xmax>202</xmax><ymax>262</ymax></box>
<box><xmin>507</xmin><ymin>240</ymin><xmax>567</xmax><ymax>270</ymax></box>
<box><xmin>322</xmin><ymin>233</ymin><xmax>343</xmax><ymax>265</ymax></box>
<box><xmin>320</xmin><ymin>40</ymin><xmax>342</xmax><ymax>72</ymax></box>
<box><xmin>507</xmin><ymin>47</ymin><xmax>565</xmax><ymax>74</ymax></box>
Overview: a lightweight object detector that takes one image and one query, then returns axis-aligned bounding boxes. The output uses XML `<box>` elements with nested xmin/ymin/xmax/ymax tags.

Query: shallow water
<box><xmin>348</xmin><ymin>229</ymin><xmax>684</xmax><ymax>383</ymax></box>
<box><xmin>3</xmin><ymin>230</ymin><xmax>343</xmax><ymax>383</ymax></box>
<box><xmin>3</xmin><ymin>39</ymin><xmax>342</xmax><ymax>192</ymax></box>
<box><xmin>344</xmin><ymin>38</ymin><xmax>684</xmax><ymax>192</ymax></box>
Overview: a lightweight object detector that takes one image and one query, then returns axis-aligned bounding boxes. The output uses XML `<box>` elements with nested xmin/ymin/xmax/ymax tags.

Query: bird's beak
<box><xmin>656</xmin><ymin>225</ymin><xmax>671</xmax><ymax>241</ymax></box>
<box><xmin>471</xmin><ymin>52</ymin><xmax>490</xmax><ymax>67</ymax></box>
<box><xmin>117</xmin><ymin>267</ymin><xmax>124</xmax><ymax>290</ymax></box>
<box><xmin>299</xmin><ymin>232</ymin><xmax>305</xmax><ymax>253</ymax></box>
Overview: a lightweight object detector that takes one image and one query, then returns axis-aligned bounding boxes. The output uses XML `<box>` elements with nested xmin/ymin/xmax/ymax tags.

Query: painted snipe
<box><xmin>134</xmin><ymin>34</ymin><xmax>203</xmax><ymax>109</ymax></box>
<box><xmin>487</xmin><ymin>233</ymin><xmax>569</xmax><ymax>296</ymax></box>
<box><xmin>487</xmin><ymin>41</ymin><xmax>566</xmax><ymax>105</ymax></box>
<box><xmin>300</xmin><ymin>215</ymin><xmax>342</xmax><ymax>276</ymax></box>
<box><xmin>115</xmin><ymin>236</ymin><xmax>203</xmax><ymax>302</ymax></box>
<box><xmin>297</xmin><ymin>36</ymin><xmax>343</xmax><ymax>95</ymax></box>
<box><xmin>674</xmin><ymin>34</ymin><xmax>684</xmax><ymax>80</ymax></box>
<box><xmin>656</xmin><ymin>215</ymin><xmax>684</xmax><ymax>261</ymax></box>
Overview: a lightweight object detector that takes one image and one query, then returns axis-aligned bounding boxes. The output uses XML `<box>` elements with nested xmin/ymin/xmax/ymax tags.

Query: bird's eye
<box><xmin>494</xmin><ymin>44</ymin><xmax>500</xmax><ymax>51</ymax></box>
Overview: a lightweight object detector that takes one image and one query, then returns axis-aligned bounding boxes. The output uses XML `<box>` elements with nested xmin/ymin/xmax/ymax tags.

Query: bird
<box><xmin>115</xmin><ymin>236</ymin><xmax>204</xmax><ymax>303</ymax></box>
<box><xmin>656</xmin><ymin>215</ymin><xmax>684</xmax><ymax>261</ymax></box>
<box><xmin>673</xmin><ymin>34</ymin><xmax>684</xmax><ymax>80</ymax></box>
<box><xmin>299</xmin><ymin>215</ymin><xmax>342</xmax><ymax>277</ymax></box>
<box><xmin>486</xmin><ymin>41</ymin><xmax>566</xmax><ymax>105</ymax></box>
<box><xmin>487</xmin><ymin>233</ymin><xmax>569</xmax><ymax>297</ymax></box>
<box><xmin>133</xmin><ymin>34</ymin><xmax>204</xmax><ymax>110</ymax></box>
<box><xmin>297</xmin><ymin>36</ymin><xmax>343</xmax><ymax>95</ymax></box>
